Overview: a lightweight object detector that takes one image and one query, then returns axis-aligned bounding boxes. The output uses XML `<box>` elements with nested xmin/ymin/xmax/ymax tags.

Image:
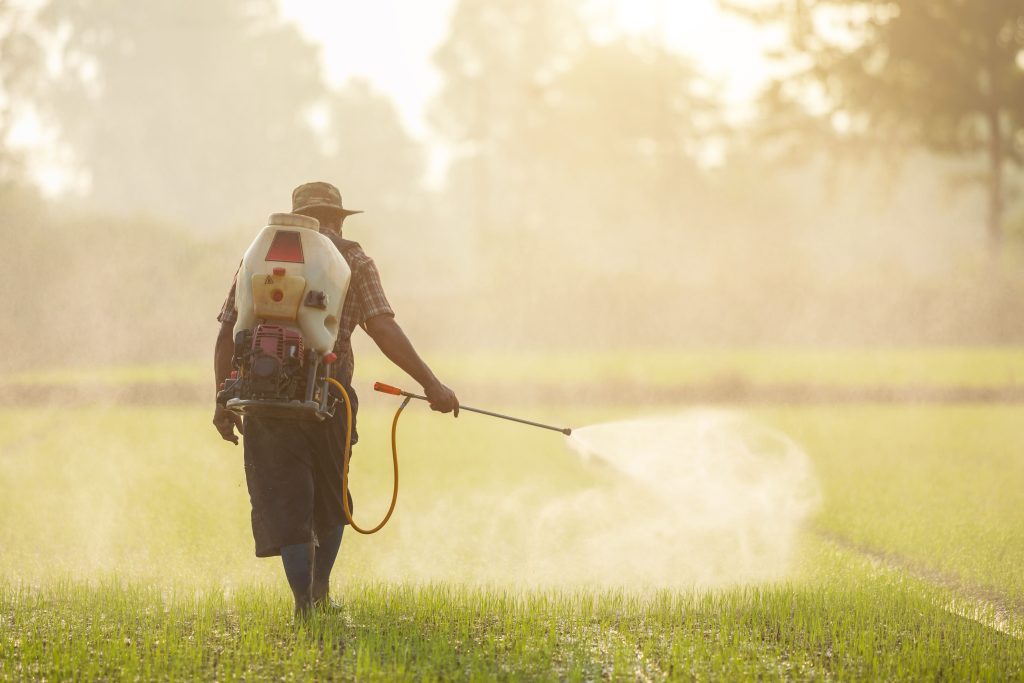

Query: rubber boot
<box><xmin>312</xmin><ymin>524</ymin><xmax>344</xmax><ymax>610</ymax></box>
<box><xmin>280</xmin><ymin>542</ymin><xmax>315</xmax><ymax>618</ymax></box>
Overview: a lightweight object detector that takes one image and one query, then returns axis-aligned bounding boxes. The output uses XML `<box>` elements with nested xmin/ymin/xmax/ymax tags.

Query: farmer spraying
<box><xmin>212</xmin><ymin>181</ymin><xmax>459</xmax><ymax>616</ymax></box>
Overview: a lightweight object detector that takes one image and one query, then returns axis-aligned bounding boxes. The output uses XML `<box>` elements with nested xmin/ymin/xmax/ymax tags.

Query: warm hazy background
<box><xmin>1</xmin><ymin>0</ymin><xmax>1022</xmax><ymax>373</ymax></box>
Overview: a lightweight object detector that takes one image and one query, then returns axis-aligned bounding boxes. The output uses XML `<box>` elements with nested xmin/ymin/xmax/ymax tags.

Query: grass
<box><xmin>1</xmin><ymin>355</ymin><xmax>1023</xmax><ymax>678</ymax></box>
<box><xmin>755</xmin><ymin>405</ymin><xmax>1024</xmax><ymax>604</ymax></box>
<box><xmin>3</xmin><ymin>552</ymin><xmax>1022</xmax><ymax>681</ymax></box>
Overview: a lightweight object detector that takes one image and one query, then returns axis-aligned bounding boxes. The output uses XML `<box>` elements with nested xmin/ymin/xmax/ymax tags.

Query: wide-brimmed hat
<box><xmin>291</xmin><ymin>181</ymin><xmax>363</xmax><ymax>217</ymax></box>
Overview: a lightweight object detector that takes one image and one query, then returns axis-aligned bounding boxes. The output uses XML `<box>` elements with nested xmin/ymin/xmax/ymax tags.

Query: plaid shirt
<box><xmin>217</xmin><ymin>240</ymin><xmax>394</xmax><ymax>387</ymax></box>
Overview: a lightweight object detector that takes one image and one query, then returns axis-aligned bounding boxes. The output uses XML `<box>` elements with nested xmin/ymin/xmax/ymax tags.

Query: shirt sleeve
<box><xmin>351</xmin><ymin>258</ymin><xmax>394</xmax><ymax>326</ymax></box>
<box><xmin>216</xmin><ymin>265</ymin><xmax>240</xmax><ymax>325</ymax></box>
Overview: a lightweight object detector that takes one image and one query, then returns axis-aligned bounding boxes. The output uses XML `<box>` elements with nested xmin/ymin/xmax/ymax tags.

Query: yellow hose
<box><xmin>325</xmin><ymin>377</ymin><xmax>406</xmax><ymax>535</ymax></box>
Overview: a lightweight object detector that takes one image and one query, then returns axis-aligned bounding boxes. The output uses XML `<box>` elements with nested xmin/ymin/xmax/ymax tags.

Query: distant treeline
<box><xmin>1</xmin><ymin>0</ymin><xmax>1023</xmax><ymax>371</ymax></box>
<box><xmin>3</xmin><ymin>175</ymin><xmax>1024</xmax><ymax>377</ymax></box>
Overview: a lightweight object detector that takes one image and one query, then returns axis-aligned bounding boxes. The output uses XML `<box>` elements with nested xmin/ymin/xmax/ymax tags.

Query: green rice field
<box><xmin>1</xmin><ymin>350</ymin><xmax>1023</xmax><ymax>680</ymax></box>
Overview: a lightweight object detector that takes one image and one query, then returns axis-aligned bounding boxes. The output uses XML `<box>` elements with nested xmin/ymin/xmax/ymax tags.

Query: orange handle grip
<box><xmin>374</xmin><ymin>381</ymin><xmax>403</xmax><ymax>396</ymax></box>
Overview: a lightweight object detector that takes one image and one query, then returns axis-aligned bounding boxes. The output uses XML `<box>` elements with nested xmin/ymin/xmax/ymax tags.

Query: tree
<box><xmin>0</xmin><ymin>3</ymin><xmax>43</xmax><ymax>186</ymax></box>
<box><xmin>533</xmin><ymin>40</ymin><xmax>714</xmax><ymax>239</ymax></box>
<box><xmin>314</xmin><ymin>80</ymin><xmax>426</xmax><ymax>217</ymax></box>
<box><xmin>432</xmin><ymin>0</ymin><xmax>716</xmax><ymax>280</ymax></box>
<box><xmin>432</xmin><ymin>0</ymin><xmax>586</xmax><ymax>241</ymax></box>
<box><xmin>35</xmin><ymin>0</ymin><xmax>329</xmax><ymax>228</ymax></box>
<box><xmin>727</xmin><ymin>0</ymin><xmax>1024</xmax><ymax>251</ymax></box>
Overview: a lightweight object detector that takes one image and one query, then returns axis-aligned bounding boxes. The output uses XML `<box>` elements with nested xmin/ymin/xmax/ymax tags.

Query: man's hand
<box><xmin>424</xmin><ymin>381</ymin><xmax>459</xmax><ymax>417</ymax></box>
<box><xmin>365</xmin><ymin>314</ymin><xmax>459</xmax><ymax>417</ymax></box>
<box><xmin>213</xmin><ymin>405</ymin><xmax>243</xmax><ymax>444</ymax></box>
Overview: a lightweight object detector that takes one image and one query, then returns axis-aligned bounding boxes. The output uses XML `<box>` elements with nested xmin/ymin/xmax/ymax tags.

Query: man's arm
<box><xmin>364</xmin><ymin>314</ymin><xmax>459</xmax><ymax>416</ymax></box>
<box><xmin>214</xmin><ymin>320</ymin><xmax>234</xmax><ymax>389</ymax></box>
<box><xmin>212</xmin><ymin>319</ymin><xmax>242</xmax><ymax>444</ymax></box>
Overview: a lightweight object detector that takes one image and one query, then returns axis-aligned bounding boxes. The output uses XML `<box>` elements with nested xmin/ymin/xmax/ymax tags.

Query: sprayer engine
<box><xmin>216</xmin><ymin>323</ymin><xmax>329</xmax><ymax>419</ymax></box>
<box><xmin>236</xmin><ymin>324</ymin><xmax>305</xmax><ymax>399</ymax></box>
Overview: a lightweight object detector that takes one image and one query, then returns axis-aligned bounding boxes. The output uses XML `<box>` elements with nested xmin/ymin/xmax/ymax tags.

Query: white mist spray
<box><xmin>369</xmin><ymin>408</ymin><xmax>821</xmax><ymax>590</ymax></box>
<box><xmin>548</xmin><ymin>409</ymin><xmax>821</xmax><ymax>588</ymax></box>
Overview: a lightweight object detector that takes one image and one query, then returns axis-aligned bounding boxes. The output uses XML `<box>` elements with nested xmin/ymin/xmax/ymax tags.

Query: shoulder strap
<box><xmin>323</xmin><ymin>233</ymin><xmax>363</xmax><ymax>265</ymax></box>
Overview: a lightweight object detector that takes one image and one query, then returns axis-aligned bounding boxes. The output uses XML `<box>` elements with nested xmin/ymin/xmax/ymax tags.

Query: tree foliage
<box><xmin>33</xmin><ymin>0</ymin><xmax>336</xmax><ymax>226</ymax></box>
<box><xmin>0</xmin><ymin>3</ymin><xmax>43</xmax><ymax>186</ymax></box>
<box><xmin>28</xmin><ymin>0</ymin><xmax>426</xmax><ymax>229</ymax></box>
<box><xmin>432</xmin><ymin>0</ymin><xmax>716</xmax><ymax>282</ymax></box>
<box><xmin>728</xmin><ymin>0</ymin><xmax>1024</xmax><ymax>248</ymax></box>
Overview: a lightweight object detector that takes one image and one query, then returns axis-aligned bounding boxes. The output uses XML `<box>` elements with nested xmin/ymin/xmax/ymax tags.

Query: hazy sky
<box><xmin>279</xmin><ymin>0</ymin><xmax>779</xmax><ymax>179</ymax></box>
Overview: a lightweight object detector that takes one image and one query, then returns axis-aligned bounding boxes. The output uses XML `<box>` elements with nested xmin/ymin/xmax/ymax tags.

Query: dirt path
<box><xmin>816</xmin><ymin>528</ymin><xmax>1024</xmax><ymax>639</ymax></box>
<box><xmin>4</xmin><ymin>379</ymin><xmax>1024</xmax><ymax>407</ymax></box>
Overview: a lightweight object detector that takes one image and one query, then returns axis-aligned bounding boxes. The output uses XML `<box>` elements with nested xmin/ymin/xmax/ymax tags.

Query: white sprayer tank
<box><xmin>233</xmin><ymin>213</ymin><xmax>351</xmax><ymax>354</ymax></box>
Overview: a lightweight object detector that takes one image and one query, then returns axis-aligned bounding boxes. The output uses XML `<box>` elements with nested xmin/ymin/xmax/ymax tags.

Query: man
<box><xmin>212</xmin><ymin>181</ymin><xmax>459</xmax><ymax>616</ymax></box>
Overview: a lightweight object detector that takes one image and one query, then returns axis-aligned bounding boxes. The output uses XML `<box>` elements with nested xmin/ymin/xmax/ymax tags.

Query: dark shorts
<box><xmin>242</xmin><ymin>388</ymin><xmax>357</xmax><ymax>557</ymax></box>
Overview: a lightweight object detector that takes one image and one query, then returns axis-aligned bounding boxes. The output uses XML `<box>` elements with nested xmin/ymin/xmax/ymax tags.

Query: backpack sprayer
<box><xmin>217</xmin><ymin>213</ymin><xmax>572</xmax><ymax>535</ymax></box>
<box><xmin>217</xmin><ymin>212</ymin><xmax>350</xmax><ymax>422</ymax></box>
